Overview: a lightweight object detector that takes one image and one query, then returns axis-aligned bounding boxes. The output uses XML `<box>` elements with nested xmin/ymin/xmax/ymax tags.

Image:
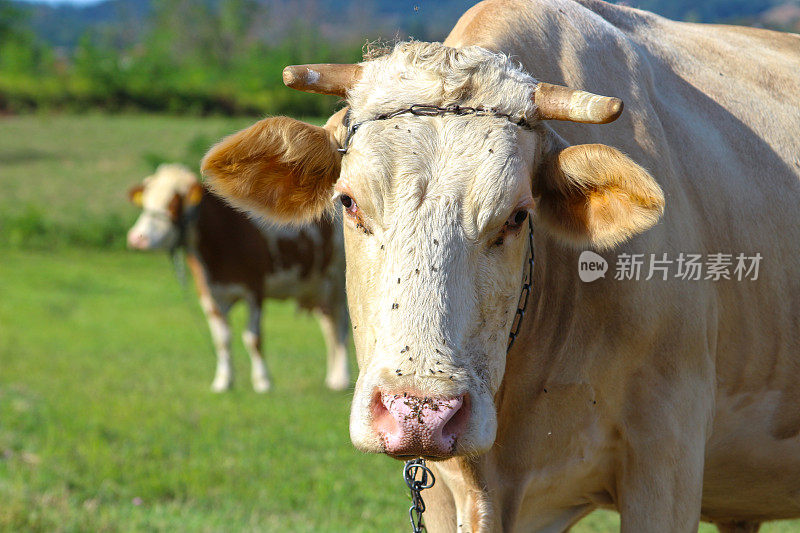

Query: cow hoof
<box><xmin>211</xmin><ymin>379</ymin><xmax>232</xmax><ymax>393</ymax></box>
<box><xmin>253</xmin><ymin>379</ymin><xmax>271</xmax><ymax>393</ymax></box>
<box><xmin>326</xmin><ymin>376</ymin><xmax>350</xmax><ymax>391</ymax></box>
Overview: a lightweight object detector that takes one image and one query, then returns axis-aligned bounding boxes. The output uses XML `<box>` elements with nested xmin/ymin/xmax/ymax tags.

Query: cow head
<box><xmin>127</xmin><ymin>163</ymin><xmax>203</xmax><ymax>251</ymax></box>
<box><xmin>202</xmin><ymin>43</ymin><xmax>664</xmax><ymax>459</ymax></box>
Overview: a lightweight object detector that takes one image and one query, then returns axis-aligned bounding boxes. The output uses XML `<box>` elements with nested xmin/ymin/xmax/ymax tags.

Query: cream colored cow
<box><xmin>201</xmin><ymin>0</ymin><xmax>800</xmax><ymax>530</ymax></box>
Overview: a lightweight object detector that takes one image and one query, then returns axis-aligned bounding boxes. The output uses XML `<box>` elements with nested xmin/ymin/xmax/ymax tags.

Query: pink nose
<box><xmin>374</xmin><ymin>392</ymin><xmax>468</xmax><ymax>458</ymax></box>
<box><xmin>127</xmin><ymin>230</ymin><xmax>148</xmax><ymax>249</ymax></box>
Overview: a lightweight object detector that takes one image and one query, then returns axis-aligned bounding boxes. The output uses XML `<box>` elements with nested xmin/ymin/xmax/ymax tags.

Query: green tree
<box><xmin>0</xmin><ymin>0</ymin><xmax>42</xmax><ymax>75</ymax></box>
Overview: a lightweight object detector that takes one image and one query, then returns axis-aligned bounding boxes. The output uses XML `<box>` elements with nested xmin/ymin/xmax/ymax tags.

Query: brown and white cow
<box><xmin>127</xmin><ymin>163</ymin><xmax>350</xmax><ymax>393</ymax></box>
<box><xmin>201</xmin><ymin>0</ymin><xmax>800</xmax><ymax>530</ymax></box>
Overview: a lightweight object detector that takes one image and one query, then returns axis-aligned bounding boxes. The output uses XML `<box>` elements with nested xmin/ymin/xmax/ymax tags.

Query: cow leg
<box><xmin>314</xmin><ymin>307</ymin><xmax>350</xmax><ymax>390</ymax></box>
<box><xmin>714</xmin><ymin>520</ymin><xmax>761</xmax><ymax>533</ymax></box>
<box><xmin>617</xmin><ymin>439</ymin><xmax>706</xmax><ymax>532</ymax></box>
<box><xmin>204</xmin><ymin>296</ymin><xmax>234</xmax><ymax>393</ymax></box>
<box><xmin>187</xmin><ymin>256</ymin><xmax>235</xmax><ymax>392</ymax></box>
<box><xmin>616</xmin><ymin>391</ymin><xmax>711</xmax><ymax>533</ymax></box>
<box><xmin>242</xmin><ymin>296</ymin><xmax>270</xmax><ymax>393</ymax></box>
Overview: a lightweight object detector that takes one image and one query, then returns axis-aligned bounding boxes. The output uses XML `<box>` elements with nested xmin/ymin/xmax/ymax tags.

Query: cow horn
<box><xmin>282</xmin><ymin>64</ymin><xmax>363</xmax><ymax>98</ymax></box>
<box><xmin>533</xmin><ymin>82</ymin><xmax>623</xmax><ymax>124</ymax></box>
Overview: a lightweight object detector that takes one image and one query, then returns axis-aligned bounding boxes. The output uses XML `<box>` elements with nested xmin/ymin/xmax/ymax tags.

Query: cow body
<box><xmin>127</xmin><ymin>164</ymin><xmax>349</xmax><ymax>392</ymax></box>
<box><xmin>431</xmin><ymin>3</ymin><xmax>800</xmax><ymax>531</ymax></box>
<box><xmin>200</xmin><ymin>0</ymin><xmax>799</xmax><ymax>530</ymax></box>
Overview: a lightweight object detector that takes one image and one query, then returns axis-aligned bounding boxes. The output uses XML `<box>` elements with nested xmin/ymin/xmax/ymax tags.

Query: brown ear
<box><xmin>128</xmin><ymin>184</ymin><xmax>144</xmax><ymax>207</ymax></box>
<box><xmin>167</xmin><ymin>193</ymin><xmax>183</xmax><ymax>222</ymax></box>
<box><xmin>201</xmin><ymin>116</ymin><xmax>341</xmax><ymax>224</ymax></box>
<box><xmin>534</xmin><ymin>144</ymin><xmax>664</xmax><ymax>249</ymax></box>
<box><xmin>185</xmin><ymin>183</ymin><xmax>204</xmax><ymax>207</ymax></box>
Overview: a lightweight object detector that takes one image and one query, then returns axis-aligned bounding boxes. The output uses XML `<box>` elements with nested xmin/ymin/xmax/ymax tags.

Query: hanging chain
<box><xmin>167</xmin><ymin>202</ymin><xmax>201</xmax><ymax>288</ymax></box>
<box><xmin>404</xmin><ymin>458</ymin><xmax>436</xmax><ymax>533</ymax></box>
<box><xmin>507</xmin><ymin>217</ymin><xmax>535</xmax><ymax>351</ymax></box>
<box><xmin>170</xmin><ymin>247</ymin><xmax>187</xmax><ymax>287</ymax></box>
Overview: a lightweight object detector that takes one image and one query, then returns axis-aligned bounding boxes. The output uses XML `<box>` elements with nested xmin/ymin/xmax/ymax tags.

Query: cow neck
<box><xmin>168</xmin><ymin>200</ymin><xmax>202</xmax><ymax>285</ymax></box>
<box><xmin>170</xmin><ymin>201</ymin><xmax>202</xmax><ymax>255</ymax></box>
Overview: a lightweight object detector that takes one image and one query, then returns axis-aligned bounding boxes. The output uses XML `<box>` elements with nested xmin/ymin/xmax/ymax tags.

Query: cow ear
<box><xmin>128</xmin><ymin>184</ymin><xmax>144</xmax><ymax>207</ymax></box>
<box><xmin>185</xmin><ymin>183</ymin><xmax>203</xmax><ymax>207</ymax></box>
<box><xmin>534</xmin><ymin>143</ymin><xmax>664</xmax><ymax>249</ymax></box>
<box><xmin>201</xmin><ymin>116</ymin><xmax>341</xmax><ymax>224</ymax></box>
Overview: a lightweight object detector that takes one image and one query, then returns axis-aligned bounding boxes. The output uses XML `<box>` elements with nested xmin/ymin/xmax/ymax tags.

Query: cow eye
<box><xmin>507</xmin><ymin>209</ymin><xmax>528</xmax><ymax>229</ymax></box>
<box><xmin>340</xmin><ymin>194</ymin><xmax>357</xmax><ymax>213</ymax></box>
<box><xmin>339</xmin><ymin>193</ymin><xmax>371</xmax><ymax>234</ymax></box>
<box><xmin>493</xmin><ymin>209</ymin><xmax>529</xmax><ymax>246</ymax></box>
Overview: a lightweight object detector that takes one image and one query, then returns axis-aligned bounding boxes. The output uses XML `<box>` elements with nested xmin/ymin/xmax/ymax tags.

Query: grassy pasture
<box><xmin>0</xmin><ymin>114</ymin><xmax>254</xmax><ymax>248</ymax></box>
<box><xmin>0</xmin><ymin>115</ymin><xmax>797</xmax><ymax>531</ymax></box>
<box><xmin>0</xmin><ymin>249</ymin><xmax>404</xmax><ymax>531</ymax></box>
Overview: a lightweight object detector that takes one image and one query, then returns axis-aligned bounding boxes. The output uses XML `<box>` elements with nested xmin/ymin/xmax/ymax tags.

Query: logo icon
<box><xmin>578</xmin><ymin>251</ymin><xmax>608</xmax><ymax>282</ymax></box>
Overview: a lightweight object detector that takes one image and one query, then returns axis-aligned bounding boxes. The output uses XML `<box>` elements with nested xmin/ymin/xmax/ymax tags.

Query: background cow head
<box><xmin>202</xmin><ymin>42</ymin><xmax>664</xmax><ymax>459</ymax></box>
<box><xmin>127</xmin><ymin>163</ymin><xmax>203</xmax><ymax>251</ymax></box>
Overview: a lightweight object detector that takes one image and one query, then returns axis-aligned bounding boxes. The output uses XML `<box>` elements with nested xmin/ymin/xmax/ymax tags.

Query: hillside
<box><xmin>12</xmin><ymin>0</ymin><xmax>476</xmax><ymax>49</ymax></box>
<box><xmin>13</xmin><ymin>0</ymin><xmax>797</xmax><ymax>51</ymax></box>
<box><xmin>14</xmin><ymin>0</ymin><xmax>151</xmax><ymax>49</ymax></box>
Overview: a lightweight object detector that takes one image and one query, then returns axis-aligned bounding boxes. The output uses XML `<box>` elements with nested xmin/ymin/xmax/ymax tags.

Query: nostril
<box><xmin>442</xmin><ymin>394</ymin><xmax>470</xmax><ymax>441</ymax></box>
<box><xmin>372</xmin><ymin>391</ymin><xmax>399</xmax><ymax>436</ymax></box>
<box><xmin>134</xmin><ymin>234</ymin><xmax>149</xmax><ymax>248</ymax></box>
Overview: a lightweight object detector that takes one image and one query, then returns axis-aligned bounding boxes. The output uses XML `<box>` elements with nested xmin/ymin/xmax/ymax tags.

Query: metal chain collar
<box><xmin>401</xmin><ymin>219</ymin><xmax>535</xmax><ymax>532</ymax></box>
<box><xmin>168</xmin><ymin>203</ymin><xmax>201</xmax><ymax>286</ymax></box>
<box><xmin>404</xmin><ymin>458</ymin><xmax>436</xmax><ymax>533</ymax></box>
<box><xmin>339</xmin><ymin>103</ymin><xmax>533</xmax><ymax>153</ymax></box>
<box><xmin>507</xmin><ymin>217</ymin><xmax>535</xmax><ymax>351</ymax></box>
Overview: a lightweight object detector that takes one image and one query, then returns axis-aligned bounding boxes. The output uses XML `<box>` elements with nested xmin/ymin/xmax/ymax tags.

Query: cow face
<box><xmin>202</xmin><ymin>43</ymin><xmax>664</xmax><ymax>459</ymax></box>
<box><xmin>126</xmin><ymin>163</ymin><xmax>202</xmax><ymax>251</ymax></box>
<box><xmin>335</xmin><ymin>116</ymin><xmax>538</xmax><ymax>458</ymax></box>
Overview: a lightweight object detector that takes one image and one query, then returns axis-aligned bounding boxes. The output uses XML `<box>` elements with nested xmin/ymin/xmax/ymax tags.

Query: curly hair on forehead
<box><xmin>347</xmin><ymin>41</ymin><xmax>538</xmax><ymax>126</ymax></box>
<box><xmin>362</xmin><ymin>39</ymin><xmax>393</xmax><ymax>61</ymax></box>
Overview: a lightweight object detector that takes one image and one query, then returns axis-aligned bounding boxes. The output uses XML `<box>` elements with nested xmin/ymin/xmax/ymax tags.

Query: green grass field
<box><xmin>0</xmin><ymin>248</ymin><xmax>405</xmax><ymax>531</ymax></box>
<box><xmin>0</xmin><ymin>114</ymin><xmax>252</xmax><ymax>224</ymax></box>
<box><xmin>0</xmin><ymin>115</ymin><xmax>797</xmax><ymax>531</ymax></box>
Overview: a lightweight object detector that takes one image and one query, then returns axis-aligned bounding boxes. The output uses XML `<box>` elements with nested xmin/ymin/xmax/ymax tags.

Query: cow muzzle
<box><xmin>127</xmin><ymin>228</ymin><xmax>150</xmax><ymax>250</ymax></box>
<box><xmin>126</xmin><ymin>215</ymin><xmax>177</xmax><ymax>251</ymax></box>
<box><xmin>372</xmin><ymin>391</ymin><xmax>470</xmax><ymax>459</ymax></box>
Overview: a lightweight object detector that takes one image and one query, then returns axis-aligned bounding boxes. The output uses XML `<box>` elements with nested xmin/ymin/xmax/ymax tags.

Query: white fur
<box><xmin>204</xmin><ymin>288</ymin><xmax>235</xmax><ymax>392</ymax></box>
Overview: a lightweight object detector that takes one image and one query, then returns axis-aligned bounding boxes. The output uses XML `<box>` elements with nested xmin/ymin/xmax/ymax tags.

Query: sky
<box><xmin>16</xmin><ymin>0</ymin><xmax>107</xmax><ymax>4</ymax></box>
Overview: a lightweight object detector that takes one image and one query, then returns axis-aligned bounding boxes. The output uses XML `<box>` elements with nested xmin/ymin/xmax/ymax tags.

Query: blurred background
<box><xmin>1</xmin><ymin>0</ymin><xmax>798</xmax><ymax>531</ymax></box>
